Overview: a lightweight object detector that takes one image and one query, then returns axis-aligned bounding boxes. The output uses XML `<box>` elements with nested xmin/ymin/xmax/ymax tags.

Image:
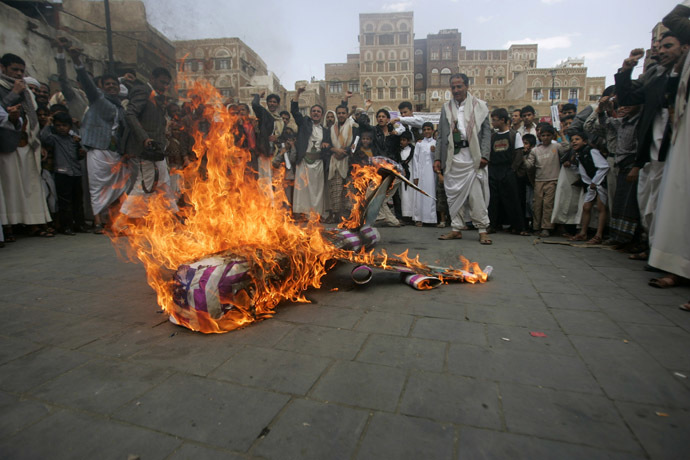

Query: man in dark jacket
<box><xmin>615</xmin><ymin>32</ymin><xmax>689</xmax><ymax>249</ymax></box>
<box><xmin>290</xmin><ymin>86</ymin><xmax>331</xmax><ymax>218</ymax></box>
<box><xmin>119</xmin><ymin>67</ymin><xmax>177</xmax><ymax>218</ymax></box>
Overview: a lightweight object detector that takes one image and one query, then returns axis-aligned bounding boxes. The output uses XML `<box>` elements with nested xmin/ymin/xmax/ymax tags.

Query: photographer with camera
<box><xmin>119</xmin><ymin>67</ymin><xmax>178</xmax><ymax>219</ymax></box>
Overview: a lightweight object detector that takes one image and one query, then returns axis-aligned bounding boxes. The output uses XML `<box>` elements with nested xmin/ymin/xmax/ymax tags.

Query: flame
<box><xmin>110</xmin><ymin>78</ymin><xmax>487</xmax><ymax>334</ymax></box>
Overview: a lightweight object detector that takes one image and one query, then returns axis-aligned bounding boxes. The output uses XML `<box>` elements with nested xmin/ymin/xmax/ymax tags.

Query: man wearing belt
<box><xmin>434</xmin><ymin>73</ymin><xmax>493</xmax><ymax>244</ymax></box>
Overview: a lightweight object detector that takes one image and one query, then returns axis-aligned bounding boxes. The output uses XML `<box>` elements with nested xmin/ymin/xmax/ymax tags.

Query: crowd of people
<box><xmin>0</xmin><ymin>4</ymin><xmax>688</xmax><ymax>306</ymax></box>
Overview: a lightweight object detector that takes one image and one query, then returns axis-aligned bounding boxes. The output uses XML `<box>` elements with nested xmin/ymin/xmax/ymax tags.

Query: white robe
<box><xmin>551</xmin><ymin>165</ymin><xmax>582</xmax><ymax>225</ymax></box>
<box><xmin>412</xmin><ymin>138</ymin><xmax>437</xmax><ymax>223</ymax></box>
<box><xmin>87</xmin><ymin>148</ymin><xmax>132</xmax><ymax>215</ymax></box>
<box><xmin>293</xmin><ymin>160</ymin><xmax>325</xmax><ymax>216</ymax></box>
<box><xmin>649</xmin><ymin>53</ymin><xmax>690</xmax><ymax>278</ymax></box>
<box><xmin>0</xmin><ymin>144</ymin><xmax>51</xmax><ymax>225</ymax></box>
<box><xmin>399</xmin><ymin>145</ymin><xmax>415</xmax><ymax>217</ymax></box>
<box><xmin>119</xmin><ymin>158</ymin><xmax>177</xmax><ymax>218</ymax></box>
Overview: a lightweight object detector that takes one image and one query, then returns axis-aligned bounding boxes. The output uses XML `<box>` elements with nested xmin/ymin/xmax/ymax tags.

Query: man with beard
<box><xmin>0</xmin><ymin>53</ymin><xmax>52</xmax><ymax>240</ymax></box>
<box><xmin>62</xmin><ymin>46</ymin><xmax>132</xmax><ymax>233</ymax></box>
<box><xmin>252</xmin><ymin>91</ymin><xmax>285</xmax><ymax>194</ymax></box>
<box><xmin>119</xmin><ymin>67</ymin><xmax>177</xmax><ymax>220</ymax></box>
<box><xmin>434</xmin><ymin>73</ymin><xmax>493</xmax><ymax>244</ymax></box>
<box><xmin>616</xmin><ymin>32</ymin><xmax>689</xmax><ymax>266</ymax></box>
<box><xmin>327</xmin><ymin>99</ymin><xmax>356</xmax><ymax>223</ymax></box>
<box><xmin>291</xmin><ymin>86</ymin><xmax>331</xmax><ymax>218</ymax></box>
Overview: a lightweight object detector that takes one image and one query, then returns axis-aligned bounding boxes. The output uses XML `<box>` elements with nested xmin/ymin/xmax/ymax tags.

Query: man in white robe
<box><xmin>433</xmin><ymin>74</ymin><xmax>493</xmax><ymax>244</ymax></box>
<box><xmin>328</xmin><ymin>99</ymin><xmax>356</xmax><ymax>222</ymax></box>
<box><xmin>0</xmin><ymin>53</ymin><xmax>51</xmax><ymax>236</ymax></box>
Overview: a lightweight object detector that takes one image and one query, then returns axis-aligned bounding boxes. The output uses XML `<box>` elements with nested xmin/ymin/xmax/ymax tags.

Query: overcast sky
<box><xmin>142</xmin><ymin>0</ymin><xmax>678</xmax><ymax>89</ymax></box>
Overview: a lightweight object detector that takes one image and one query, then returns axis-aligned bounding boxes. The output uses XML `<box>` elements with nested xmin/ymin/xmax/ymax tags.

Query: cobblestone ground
<box><xmin>0</xmin><ymin>226</ymin><xmax>689</xmax><ymax>459</ymax></box>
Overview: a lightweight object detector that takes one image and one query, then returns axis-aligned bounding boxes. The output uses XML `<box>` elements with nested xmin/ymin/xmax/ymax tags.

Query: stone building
<box><xmin>174</xmin><ymin>38</ymin><xmax>270</xmax><ymax>102</ymax></box>
<box><xmin>58</xmin><ymin>0</ymin><xmax>175</xmax><ymax>81</ymax></box>
<box><xmin>324</xmin><ymin>54</ymin><xmax>365</xmax><ymax>111</ymax></box>
<box><xmin>325</xmin><ymin>11</ymin><xmax>605</xmax><ymax>118</ymax></box>
<box><xmin>358</xmin><ymin>12</ymin><xmax>414</xmax><ymax>112</ymax></box>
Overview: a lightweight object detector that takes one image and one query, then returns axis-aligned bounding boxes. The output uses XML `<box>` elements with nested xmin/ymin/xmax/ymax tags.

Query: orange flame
<box><xmin>110</xmin><ymin>79</ymin><xmax>487</xmax><ymax>333</ymax></box>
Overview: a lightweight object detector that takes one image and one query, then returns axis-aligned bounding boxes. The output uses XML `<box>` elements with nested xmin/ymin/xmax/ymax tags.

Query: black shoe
<box><xmin>62</xmin><ymin>229</ymin><xmax>76</xmax><ymax>236</ymax></box>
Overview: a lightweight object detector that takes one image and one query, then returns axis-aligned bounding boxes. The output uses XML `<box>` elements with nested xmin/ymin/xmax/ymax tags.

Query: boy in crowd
<box><xmin>568</xmin><ymin>131</ymin><xmax>609</xmax><ymax>244</ymax></box>
<box><xmin>518</xmin><ymin>133</ymin><xmax>538</xmax><ymax>229</ymax></box>
<box><xmin>488</xmin><ymin>108</ymin><xmax>528</xmax><ymax>235</ymax></box>
<box><xmin>524</xmin><ymin>124</ymin><xmax>569</xmax><ymax>237</ymax></box>
<box><xmin>519</xmin><ymin>105</ymin><xmax>538</xmax><ymax>137</ymax></box>
<box><xmin>398</xmin><ymin>131</ymin><xmax>415</xmax><ymax>223</ymax></box>
<box><xmin>39</xmin><ymin>111</ymin><xmax>86</xmax><ymax>235</ymax></box>
<box><xmin>412</xmin><ymin>123</ymin><xmax>436</xmax><ymax>226</ymax></box>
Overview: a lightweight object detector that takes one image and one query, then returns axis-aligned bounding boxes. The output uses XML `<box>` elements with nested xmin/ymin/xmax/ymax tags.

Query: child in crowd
<box><xmin>398</xmin><ymin>131</ymin><xmax>415</xmax><ymax>223</ymax></box>
<box><xmin>519</xmin><ymin>133</ymin><xmax>537</xmax><ymax>229</ymax></box>
<box><xmin>272</xmin><ymin>130</ymin><xmax>298</xmax><ymax>208</ymax></box>
<box><xmin>351</xmin><ymin>129</ymin><xmax>377</xmax><ymax>166</ymax></box>
<box><xmin>488</xmin><ymin>108</ymin><xmax>528</xmax><ymax>235</ymax></box>
<box><xmin>412</xmin><ymin>122</ymin><xmax>436</xmax><ymax>226</ymax></box>
<box><xmin>568</xmin><ymin>131</ymin><xmax>609</xmax><ymax>244</ymax></box>
<box><xmin>39</xmin><ymin>112</ymin><xmax>86</xmax><ymax>235</ymax></box>
<box><xmin>524</xmin><ymin>124</ymin><xmax>568</xmax><ymax>237</ymax></box>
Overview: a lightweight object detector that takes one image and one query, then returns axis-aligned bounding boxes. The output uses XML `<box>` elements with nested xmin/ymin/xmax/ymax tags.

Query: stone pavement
<box><xmin>0</xmin><ymin>226</ymin><xmax>689</xmax><ymax>459</ymax></box>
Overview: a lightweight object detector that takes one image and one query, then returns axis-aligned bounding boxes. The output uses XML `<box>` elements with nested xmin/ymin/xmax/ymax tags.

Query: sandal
<box><xmin>586</xmin><ymin>235</ymin><xmax>603</xmax><ymax>244</ymax></box>
<box><xmin>519</xmin><ymin>231</ymin><xmax>531</xmax><ymax>236</ymax></box>
<box><xmin>629</xmin><ymin>252</ymin><xmax>648</xmax><ymax>261</ymax></box>
<box><xmin>648</xmin><ymin>274</ymin><xmax>684</xmax><ymax>289</ymax></box>
<box><xmin>679</xmin><ymin>302</ymin><xmax>690</xmax><ymax>312</ymax></box>
<box><xmin>415</xmin><ymin>222</ymin><xmax>423</xmax><ymax>227</ymax></box>
<box><xmin>479</xmin><ymin>233</ymin><xmax>492</xmax><ymax>245</ymax></box>
<box><xmin>568</xmin><ymin>234</ymin><xmax>588</xmax><ymax>241</ymax></box>
<box><xmin>436</xmin><ymin>222</ymin><xmax>447</xmax><ymax>228</ymax></box>
<box><xmin>438</xmin><ymin>231</ymin><xmax>463</xmax><ymax>240</ymax></box>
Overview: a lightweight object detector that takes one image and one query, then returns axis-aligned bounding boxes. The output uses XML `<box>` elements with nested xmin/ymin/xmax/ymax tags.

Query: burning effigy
<box><xmin>111</xmin><ymin>80</ymin><xmax>490</xmax><ymax>333</ymax></box>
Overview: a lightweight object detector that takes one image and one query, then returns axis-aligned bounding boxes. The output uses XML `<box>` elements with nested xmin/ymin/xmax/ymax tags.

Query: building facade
<box><xmin>324</xmin><ymin>11</ymin><xmax>605</xmax><ymax>118</ymax></box>
<box><xmin>174</xmin><ymin>38</ymin><xmax>269</xmax><ymax>102</ymax></box>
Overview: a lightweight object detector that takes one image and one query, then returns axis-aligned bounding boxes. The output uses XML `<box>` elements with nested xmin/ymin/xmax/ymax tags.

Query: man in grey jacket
<box><xmin>433</xmin><ymin>73</ymin><xmax>493</xmax><ymax>244</ymax></box>
<box><xmin>63</xmin><ymin>45</ymin><xmax>130</xmax><ymax>233</ymax></box>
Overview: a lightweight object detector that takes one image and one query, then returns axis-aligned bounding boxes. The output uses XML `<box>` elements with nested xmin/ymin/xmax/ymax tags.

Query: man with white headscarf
<box><xmin>434</xmin><ymin>73</ymin><xmax>493</xmax><ymax>244</ymax></box>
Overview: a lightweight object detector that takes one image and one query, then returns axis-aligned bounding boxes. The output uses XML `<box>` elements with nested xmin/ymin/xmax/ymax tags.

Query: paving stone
<box><xmin>447</xmin><ymin>344</ymin><xmax>601</xmax><ymax>393</ymax></box>
<box><xmin>0</xmin><ymin>410</ymin><xmax>180</xmax><ymax>460</ymax></box>
<box><xmin>0</xmin><ymin>391</ymin><xmax>54</xmax><ymax>440</ymax></box>
<box><xmin>0</xmin><ymin>346</ymin><xmax>91</xmax><ymax>393</ymax></box>
<box><xmin>275</xmin><ymin>304</ymin><xmax>363</xmax><ymax>329</ymax></box>
<box><xmin>411</xmin><ymin>317</ymin><xmax>487</xmax><ymax>346</ymax></box>
<box><xmin>354</xmin><ymin>310</ymin><xmax>414</xmax><ymax>336</ymax></box>
<box><xmin>500</xmin><ymin>383</ymin><xmax>642</xmax><ymax>453</ymax></box>
<box><xmin>29</xmin><ymin>358</ymin><xmax>172</xmax><ymax>414</ymax></box>
<box><xmin>457</xmin><ymin>426</ymin><xmax>644</xmax><ymax>460</ymax></box>
<box><xmin>310</xmin><ymin>361</ymin><xmax>406</xmax><ymax>411</ymax></box>
<box><xmin>485</xmin><ymin>324</ymin><xmax>576</xmax><ymax>355</ymax></box>
<box><xmin>551</xmin><ymin>309</ymin><xmax>628</xmax><ymax>339</ymax></box>
<box><xmin>356</xmin><ymin>412</ymin><xmax>454</xmax><ymax>460</ymax></box>
<box><xmin>252</xmin><ymin>399</ymin><xmax>368</xmax><ymax>460</ymax></box>
<box><xmin>0</xmin><ymin>335</ymin><xmax>43</xmax><ymax>366</ymax></box>
<box><xmin>465</xmin><ymin>304</ymin><xmax>558</xmax><ymax>329</ymax></box>
<box><xmin>11</xmin><ymin>314</ymin><xmax>130</xmax><ymax>350</ymax></box>
<box><xmin>616</xmin><ymin>401</ymin><xmax>690</xmax><ymax>460</ymax></box>
<box><xmin>78</xmin><ymin>323</ymin><xmax>176</xmax><ymax>358</ymax></box>
<box><xmin>209</xmin><ymin>346</ymin><xmax>331</xmax><ymax>394</ymax></box>
<box><xmin>167</xmin><ymin>443</ymin><xmax>246</xmax><ymax>460</ymax></box>
<box><xmin>222</xmin><ymin>319</ymin><xmax>295</xmax><ymax>347</ymax></box>
<box><xmin>129</xmin><ymin>327</ymin><xmax>239</xmax><ymax>376</ymax></box>
<box><xmin>540</xmin><ymin>292</ymin><xmax>600</xmax><ymax>310</ymax></box>
<box><xmin>114</xmin><ymin>373</ymin><xmax>289</xmax><ymax>451</ymax></box>
<box><xmin>356</xmin><ymin>334</ymin><xmax>446</xmax><ymax>372</ymax></box>
<box><xmin>399</xmin><ymin>370</ymin><xmax>501</xmax><ymax>429</ymax></box>
<box><xmin>649</xmin><ymin>304</ymin><xmax>690</xmax><ymax>334</ymax></box>
<box><xmin>570</xmin><ymin>335</ymin><xmax>690</xmax><ymax>407</ymax></box>
<box><xmin>275</xmin><ymin>324</ymin><xmax>368</xmax><ymax>360</ymax></box>
<box><xmin>619</xmin><ymin>323</ymin><xmax>690</xmax><ymax>370</ymax></box>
